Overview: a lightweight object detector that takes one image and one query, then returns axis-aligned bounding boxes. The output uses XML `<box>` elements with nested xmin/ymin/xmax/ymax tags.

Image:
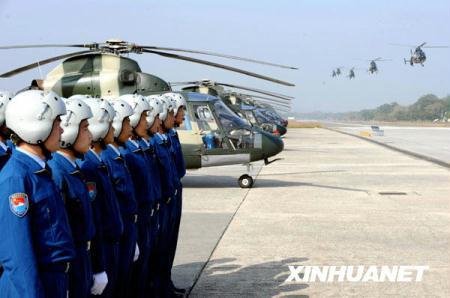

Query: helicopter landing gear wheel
<box><xmin>238</xmin><ymin>174</ymin><xmax>254</xmax><ymax>188</ymax></box>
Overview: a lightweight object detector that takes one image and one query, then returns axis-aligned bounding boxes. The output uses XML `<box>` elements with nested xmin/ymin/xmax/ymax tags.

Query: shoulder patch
<box><xmin>86</xmin><ymin>182</ymin><xmax>97</xmax><ymax>201</ymax></box>
<box><xmin>9</xmin><ymin>193</ymin><xmax>29</xmax><ymax>217</ymax></box>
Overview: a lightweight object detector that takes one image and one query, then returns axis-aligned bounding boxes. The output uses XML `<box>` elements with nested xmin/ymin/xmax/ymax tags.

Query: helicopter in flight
<box><xmin>391</xmin><ymin>42</ymin><xmax>449</xmax><ymax>66</ymax></box>
<box><xmin>0</xmin><ymin>39</ymin><xmax>297</xmax><ymax>187</ymax></box>
<box><xmin>331</xmin><ymin>67</ymin><xmax>343</xmax><ymax>78</ymax></box>
<box><xmin>348</xmin><ymin>67</ymin><xmax>356</xmax><ymax>79</ymax></box>
<box><xmin>355</xmin><ymin>57</ymin><xmax>390</xmax><ymax>74</ymax></box>
<box><xmin>170</xmin><ymin>79</ymin><xmax>292</xmax><ymax>135</ymax></box>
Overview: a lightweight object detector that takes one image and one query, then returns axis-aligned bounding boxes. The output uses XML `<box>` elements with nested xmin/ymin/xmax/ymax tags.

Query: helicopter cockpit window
<box><xmin>244</xmin><ymin>110</ymin><xmax>258</xmax><ymax>125</ymax></box>
<box><xmin>213</xmin><ymin>100</ymin><xmax>256</xmax><ymax>150</ymax></box>
<box><xmin>195</xmin><ymin>105</ymin><xmax>218</xmax><ymax>131</ymax></box>
<box><xmin>191</xmin><ymin>103</ymin><xmax>225</xmax><ymax>149</ymax></box>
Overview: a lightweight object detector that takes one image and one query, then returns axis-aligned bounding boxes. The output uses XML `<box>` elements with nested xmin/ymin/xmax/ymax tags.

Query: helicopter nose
<box><xmin>276</xmin><ymin>125</ymin><xmax>287</xmax><ymax>136</ymax></box>
<box><xmin>261</xmin><ymin>131</ymin><xmax>284</xmax><ymax>159</ymax></box>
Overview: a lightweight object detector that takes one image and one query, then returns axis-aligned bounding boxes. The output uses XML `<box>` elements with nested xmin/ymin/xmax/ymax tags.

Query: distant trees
<box><xmin>335</xmin><ymin>94</ymin><xmax>450</xmax><ymax>121</ymax></box>
<box><xmin>297</xmin><ymin>94</ymin><xmax>450</xmax><ymax>121</ymax></box>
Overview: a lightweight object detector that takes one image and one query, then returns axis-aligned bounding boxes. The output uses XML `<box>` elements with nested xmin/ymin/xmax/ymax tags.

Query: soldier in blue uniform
<box><xmin>101</xmin><ymin>99</ymin><xmax>139</xmax><ymax>298</ymax></box>
<box><xmin>141</xmin><ymin>96</ymin><xmax>164</xmax><ymax>296</ymax></box>
<box><xmin>152</xmin><ymin>95</ymin><xmax>181</xmax><ymax>297</ymax></box>
<box><xmin>0</xmin><ymin>90</ymin><xmax>76</xmax><ymax>298</ymax></box>
<box><xmin>166</xmin><ymin>93</ymin><xmax>187</xmax><ymax>296</ymax></box>
<box><xmin>0</xmin><ymin>91</ymin><xmax>13</xmax><ymax>170</ymax></box>
<box><xmin>77</xmin><ymin>97</ymin><xmax>123</xmax><ymax>298</ymax></box>
<box><xmin>48</xmin><ymin>96</ymin><xmax>108</xmax><ymax>298</ymax></box>
<box><xmin>119</xmin><ymin>94</ymin><xmax>154</xmax><ymax>298</ymax></box>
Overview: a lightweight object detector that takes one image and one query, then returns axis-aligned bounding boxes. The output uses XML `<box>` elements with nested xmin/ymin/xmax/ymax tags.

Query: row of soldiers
<box><xmin>0</xmin><ymin>89</ymin><xmax>187</xmax><ymax>298</ymax></box>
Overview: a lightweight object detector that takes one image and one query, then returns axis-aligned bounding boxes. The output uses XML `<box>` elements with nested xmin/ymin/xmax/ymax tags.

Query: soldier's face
<box><xmin>134</xmin><ymin>112</ymin><xmax>148</xmax><ymax>138</ymax></box>
<box><xmin>149</xmin><ymin>115</ymin><xmax>161</xmax><ymax>134</ymax></box>
<box><xmin>74</xmin><ymin>120</ymin><xmax>93</xmax><ymax>154</ymax></box>
<box><xmin>45</xmin><ymin>117</ymin><xmax>64</xmax><ymax>152</ymax></box>
<box><xmin>118</xmin><ymin>117</ymin><xmax>132</xmax><ymax>143</ymax></box>
<box><xmin>164</xmin><ymin>111</ymin><xmax>175</xmax><ymax>129</ymax></box>
<box><xmin>175</xmin><ymin>106</ymin><xmax>185</xmax><ymax>125</ymax></box>
<box><xmin>104</xmin><ymin>123</ymin><xmax>115</xmax><ymax>145</ymax></box>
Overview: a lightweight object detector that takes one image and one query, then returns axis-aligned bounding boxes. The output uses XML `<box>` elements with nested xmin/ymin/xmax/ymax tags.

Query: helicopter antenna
<box><xmin>37</xmin><ymin>60</ymin><xmax>43</xmax><ymax>80</ymax></box>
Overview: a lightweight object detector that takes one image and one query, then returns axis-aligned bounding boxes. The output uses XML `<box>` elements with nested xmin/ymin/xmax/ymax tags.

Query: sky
<box><xmin>0</xmin><ymin>0</ymin><xmax>449</xmax><ymax>113</ymax></box>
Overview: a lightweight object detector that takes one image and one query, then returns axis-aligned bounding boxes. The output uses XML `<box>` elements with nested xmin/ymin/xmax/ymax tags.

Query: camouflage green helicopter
<box><xmin>170</xmin><ymin>80</ymin><xmax>292</xmax><ymax>136</ymax></box>
<box><xmin>0</xmin><ymin>39</ymin><xmax>296</xmax><ymax>187</ymax></box>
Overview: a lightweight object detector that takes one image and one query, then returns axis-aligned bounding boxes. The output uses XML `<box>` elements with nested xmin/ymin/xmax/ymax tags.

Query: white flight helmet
<box><xmin>159</xmin><ymin>94</ymin><xmax>175</xmax><ymax>122</ymax></box>
<box><xmin>119</xmin><ymin>94</ymin><xmax>150</xmax><ymax>128</ymax></box>
<box><xmin>109</xmin><ymin>99</ymin><xmax>134</xmax><ymax>138</ymax></box>
<box><xmin>60</xmin><ymin>95</ymin><xmax>94</xmax><ymax>148</ymax></box>
<box><xmin>168</xmin><ymin>93</ymin><xmax>187</xmax><ymax>116</ymax></box>
<box><xmin>83</xmin><ymin>97</ymin><xmax>116</xmax><ymax>142</ymax></box>
<box><xmin>146</xmin><ymin>95</ymin><xmax>163</xmax><ymax>127</ymax></box>
<box><xmin>0</xmin><ymin>90</ymin><xmax>13</xmax><ymax>126</ymax></box>
<box><xmin>5</xmin><ymin>90</ymin><xmax>66</xmax><ymax>144</ymax></box>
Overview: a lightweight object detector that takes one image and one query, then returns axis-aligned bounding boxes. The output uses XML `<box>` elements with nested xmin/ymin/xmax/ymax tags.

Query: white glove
<box><xmin>133</xmin><ymin>244</ymin><xmax>140</xmax><ymax>262</ymax></box>
<box><xmin>90</xmin><ymin>271</ymin><xmax>108</xmax><ymax>295</ymax></box>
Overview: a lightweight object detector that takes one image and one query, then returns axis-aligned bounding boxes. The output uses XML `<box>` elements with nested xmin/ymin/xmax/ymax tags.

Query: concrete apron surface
<box><xmin>172</xmin><ymin>128</ymin><xmax>450</xmax><ymax>297</ymax></box>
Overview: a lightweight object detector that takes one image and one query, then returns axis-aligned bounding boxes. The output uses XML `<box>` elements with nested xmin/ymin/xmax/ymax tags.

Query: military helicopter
<box><xmin>348</xmin><ymin>67</ymin><xmax>356</xmax><ymax>79</ymax></box>
<box><xmin>170</xmin><ymin>80</ymin><xmax>292</xmax><ymax>135</ymax></box>
<box><xmin>391</xmin><ymin>42</ymin><xmax>449</xmax><ymax>66</ymax></box>
<box><xmin>331</xmin><ymin>67</ymin><xmax>344</xmax><ymax>77</ymax></box>
<box><xmin>224</xmin><ymin>92</ymin><xmax>290</xmax><ymax>136</ymax></box>
<box><xmin>0</xmin><ymin>39</ymin><xmax>296</xmax><ymax>187</ymax></box>
<box><xmin>355</xmin><ymin>57</ymin><xmax>390</xmax><ymax>74</ymax></box>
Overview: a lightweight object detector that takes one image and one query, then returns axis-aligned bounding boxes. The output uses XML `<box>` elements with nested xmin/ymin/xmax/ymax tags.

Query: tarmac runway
<box><xmin>323</xmin><ymin>121</ymin><xmax>450</xmax><ymax>164</ymax></box>
<box><xmin>172</xmin><ymin>128</ymin><xmax>450</xmax><ymax>297</ymax></box>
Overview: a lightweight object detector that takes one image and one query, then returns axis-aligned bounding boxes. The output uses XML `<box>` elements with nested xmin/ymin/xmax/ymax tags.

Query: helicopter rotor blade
<box><xmin>140</xmin><ymin>46</ymin><xmax>298</xmax><ymax>70</ymax></box>
<box><xmin>233</xmin><ymin>92</ymin><xmax>292</xmax><ymax>105</ymax></box>
<box><xmin>142</xmin><ymin>49</ymin><xmax>295</xmax><ymax>86</ymax></box>
<box><xmin>422</xmin><ymin>45</ymin><xmax>449</xmax><ymax>48</ymax></box>
<box><xmin>170</xmin><ymin>80</ymin><xmax>293</xmax><ymax>100</ymax></box>
<box><xmin>389</xmin><ymin>43</ymin><xmax>416</xmax><ymax>48</ymax></box>
<box><xmin>253</xmin><ymin>99</ymin><xmax>291</xmax><ymax>109</ymax></box>
<box><xmin>419</xmin><ymin>42</ymin><xmax>427</xmax><ymax>48</ymax></box>
<box><xmin>216</xmin><ymin>82</ymin><xmax>294</xmax><ymax>100</ymax></box>
<box><xmin>0</xmin><ymin>43</ymin><xmax>97</xmax><ymax>50</ymax></box>
<box><xmin>0</xmin><ymin>50</ymin><xmax>92</xmax><ymax>78</ymax></box>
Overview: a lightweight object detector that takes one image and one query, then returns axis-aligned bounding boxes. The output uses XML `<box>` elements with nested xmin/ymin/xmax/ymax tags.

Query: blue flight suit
<box><xmin>49</xmin><ymin>152</ymin><xmax>100</xmax><ymax>298</ymax></box>
<box><xmin>121</xmin><ymin>140</ymin><xmax>155</xmax><ymax>298</ymax></box>
<box><xmin>138</xmin><ymin>137</ymin><xmax>162</xmax><ymax>294</ymax></box>
<box><xmin>101</xmin><ymin>144</ymin><xmax>137</xmax><ymax>298</ymax></box>
<box><xmin>77</xmin><ymin>149</ymin><xmax>124</xmax><ymax>298</ymax></box>
<box><xmin>152</xmin><ymin>133</ymin><xmax>179</xmax><ymax>295</ymax></box>
<box><xmin>167</xmin><ymin>129</ymin><xmax>186</xmax><ymax>287</ymax></box>
<box><xmin>0</xmin><ymin>149</ymin><xmax>75</xmax><ymax>298</ymax></box>
<box><xmin>0</xmin><ymin>142</ymin><xmax>11</xmax><ymax>171</ymax></box>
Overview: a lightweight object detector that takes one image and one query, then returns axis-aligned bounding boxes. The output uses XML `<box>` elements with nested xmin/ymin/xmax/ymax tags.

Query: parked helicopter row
<box><xmin>331</xmin><ymin>42</ymin><xmax>449</xmax><ymax>79</ymax></box>
<box><xmin>0</xmin><ymin>39</ymin><xmax>295</xmax><ymax>188</ymax></box>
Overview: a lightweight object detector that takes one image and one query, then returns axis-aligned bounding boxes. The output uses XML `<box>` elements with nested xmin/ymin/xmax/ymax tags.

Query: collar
<box><xmin>55</xmin><ymin>151</ymin><xmax>78</xmax><ymax>169</ymax></box>
<box><xmin>89</xmin><ymin>148</ymin><xmax>103</xmax><ymax>162</ymax></box>
<box><xmin>140</xmin><ymin>138</ymin><xmax>150</xmax><ymax>147</ymax></box>
<box><xmin>108</xmin><ymin>144</ymin><xmax>121</xmax><ymax>157</ymax></box>
<box><xmin>16</xmin><ymin>147</ymin><xmax>46</xmax><ymax>169</ymax></box>
<box><xmin>157</xmin><ymin>133</ymin><xmax>168</xmax><ymax>141</ymax></box>
<box><xmin>128</xmin><ymin>139</ymin><xmax>140</xmax><ymax>149</ymax></box>
<box><xmin>0</xmin><ymin>140</ymin><xmax>7</xmax><ymax>151</ymax></box>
